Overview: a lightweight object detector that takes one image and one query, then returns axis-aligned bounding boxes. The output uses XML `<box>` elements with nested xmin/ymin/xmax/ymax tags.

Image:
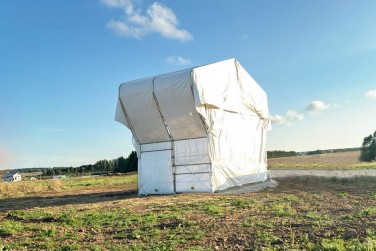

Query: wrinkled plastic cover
<box><xmin>206</xmin><ymin>109</ymin><xmax>268</xmax><ymax>191</ymax></box>
<box><xmin>116</xmin><ymin>58</ymin><xmax>270</xmax><ymax>193</ymax></box>
<box><xmin>115</xmin><ymin>58</ymin><xmax>270</xmax><ymax>144</ymax></box>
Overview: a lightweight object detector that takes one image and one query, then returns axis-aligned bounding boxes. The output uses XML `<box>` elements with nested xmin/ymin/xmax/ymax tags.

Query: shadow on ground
<box><xmin>0</xmin><ymin>189</ymin><xmax>138</xmax><ymax>212</ymax></box>
<box><xmin>1</xmin><ymin>176</ymin><xmax>375</xmax><ymax>213</ymax></box>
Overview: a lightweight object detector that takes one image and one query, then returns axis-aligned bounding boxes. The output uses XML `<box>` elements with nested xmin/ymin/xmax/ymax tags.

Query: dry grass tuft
<box><xmin>0</xmin><ymin>180</ymin><xmax>62</xmax><ymax>198</ymax></box>
<box><xmin>48</xmin><ymin>179</ymin><xmax>64</xmax><ymax>191</ymax></box>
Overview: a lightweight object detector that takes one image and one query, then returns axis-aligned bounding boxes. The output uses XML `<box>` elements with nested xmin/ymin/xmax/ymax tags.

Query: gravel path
<box><xmin>271</xmin><ymin>169</ymin><xmax>376</xmax><ymax>178</ymax></box>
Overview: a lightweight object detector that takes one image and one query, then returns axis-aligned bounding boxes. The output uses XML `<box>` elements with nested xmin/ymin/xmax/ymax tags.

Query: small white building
<box><xmin>3</xmin><ymin>172</ymin><xmax>22</xmax><ymax>182</ymax></box>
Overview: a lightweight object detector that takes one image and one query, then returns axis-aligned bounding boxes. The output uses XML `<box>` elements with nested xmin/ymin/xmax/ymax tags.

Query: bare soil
<box><xmin>1</xmin><ymin>176</ymin><xmax>375</xmax><ymax>250</ymax></box>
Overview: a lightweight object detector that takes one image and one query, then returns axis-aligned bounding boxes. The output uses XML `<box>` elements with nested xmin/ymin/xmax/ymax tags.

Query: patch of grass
<box><xmin>241</xmin><ymin>218</ymin><xmax>255</xmax><ymax>228</ymax></box>
<box><xmin>0</xmin><ymin>220</ymin><xmax>25</xmax><ymax>237</ymax></box>
<box><xmin>0</xmin><ymin>174</ymin><xmax>137</xmax><ymax>199</ymax></box>
<box><xmin>230</xmin><ymin>198</ymin><xmax>252</xmax><ymax>209</ymax></box>
<box><xmin>338</xmin><ymin>191</ymin><xmax>349</xmax><ymax>196</ymax></box>
<box><xmin>355</xmin><ymin>207</ymin><xmax>376</xmax><ymax>218</ymax></box>
<box><xmin>255</xmin><ymin>219</ymin><xmax>274</xmax><ymax>229</ymax></box>
<box><xmin>63</xmin><ymin>174</ymin><xmax>137</xmax><ymax>189</ymax></box>
<box><xmin>305</xmin><ymin>210</ymin><xmax>322</xmax><ymax>220</ymax></box>
<box><xmin>38</xmin><ymin>227</ymin><xmax>56</xmax><ymax>238</ymax></box>
<box><xmin>271</xmin><ymin>202</ymin><xmax>296</xmax><ymax>217</ymax></box>
<box><xmin>58</xmin><ymin>244</ymin><xmax>81</xmax><ymax>251</ymax></box>
<box><xmin>1</xmin><ymin>175</ymin><xmax>376</xmax><ymax>250</ymax></box>
<box><xmin>199</xmin><ymin>201</ymin><xmax>225</xmax><ymax>216</ymax></box>
<box><xmin>320</xmin><ymin>238</ymin><xmax>345</xmax><ymax>250</ymax></box>
<box><xmin>341</xmin><ymin>214</ymin><xmax>354</xmax><ymax>221</ymax></box>
<box><xmin>282</xmin><ymin>194</ymin><xmax>300</xmax><ymax>203</ymax></box>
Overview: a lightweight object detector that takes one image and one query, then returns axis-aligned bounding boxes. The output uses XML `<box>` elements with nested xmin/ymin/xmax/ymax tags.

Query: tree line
<box><xmin>12</xmin><ymin>151</ymin><xmax>138</xmax><ymax>177</ymax></box>
<box><xmin>267</xmin><ymin>150</ymin><xmax>297</xmax><ymax>158</ymax></box>
<box><xmin>267</xmin><ymin>147</ymin><xmax>362</xmax><ymax>159</ymax></box>
<box><xmin>360</xmin><ymin>130</ymin><xmax>376</xmax><ymax>162</ymax></box>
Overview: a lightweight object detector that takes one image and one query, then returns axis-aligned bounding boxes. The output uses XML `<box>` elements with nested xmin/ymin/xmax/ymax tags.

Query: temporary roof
<box><xmin>115</xmin><ymin>58</ymin><xmax>271</xmax><ymax>194</ymax></box>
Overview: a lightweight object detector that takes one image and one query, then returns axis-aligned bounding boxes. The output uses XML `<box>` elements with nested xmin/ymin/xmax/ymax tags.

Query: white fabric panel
<box><xmin>114</xmin><ymin>99</ymin><xmax>129</xmax><ymax>128</ymax></box>
<box><xmin>153</xmin><ymin>70</ymin><xmax>207</xmax><ymax>140</ymax></box>
<box><xmin>236</xmin><ymin>61</ymin><xmax>270</xmax><ymax>127</ymax></box>
<box><xmin>141</xmin><ymin>141</ymin><xmax>172</xmax><ymax>152</ymax></box>
<box><xmin>175</xmin><ymin>164</ymin><xmax>211</xmax><ymax>174</ymax></box>
<box><xmin>206</xmin><ymin>109</ymin><xmax>268</xmax><ymax>191</ymax></box>
<box><xmin>132</xmin><ymin>137</ymin><xmax>141</xmax><ymax>158</ymax></box>
<box><xmin>192</xmin><ymin>59</ymin><xmax>238</xmax><ymax>112</ymax></box>
<box><xmin>138</xmin><ymin>150</ymin><xmax>174</xmax><ymax>195</ymax></box>
<box><xmin>175</xmin><ymin>173</ymin><xmax>212</xmax><ymax>193</ymax></box>
<box><xmin>192</xmin><ymin>58</ymin><xmax>270</xmax><ymax>126</ymax></box>
<box><xmin>174</xmin><ymin>138</ymin><xmax>210</xmax><ymax>165</ymax></box>
<box><xmin>119</xmin><ymin>78</ymin><xmax>170</xmax><ymax>144</ymax></box>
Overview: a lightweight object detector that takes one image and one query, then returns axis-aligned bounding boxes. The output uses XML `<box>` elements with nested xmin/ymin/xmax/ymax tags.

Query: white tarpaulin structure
<box><xmin>115</xmin><ymin>58</ymin><xmax>271</xmax><ymax>194</ymax></box>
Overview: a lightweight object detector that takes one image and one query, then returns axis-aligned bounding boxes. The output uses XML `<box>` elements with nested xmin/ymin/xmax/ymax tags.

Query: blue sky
<box><xmin>1</xmin><ymin>0</ymin><xmax>375</xmax><ymax>169</ymax></box>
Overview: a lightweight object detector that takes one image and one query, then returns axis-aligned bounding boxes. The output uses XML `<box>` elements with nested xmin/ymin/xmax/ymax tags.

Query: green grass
<box><xmin>0</xmin><ymin>173</ymin><xmax>137</xmax><ymax>199</ymax></box>
<box><xmin>1</xmin><ymin>175</ymin><xmax>376</xmax><ymax>250</ymax></box>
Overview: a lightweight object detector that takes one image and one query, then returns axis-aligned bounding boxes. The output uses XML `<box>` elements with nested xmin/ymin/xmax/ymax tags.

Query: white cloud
<box><xmin>166</xmin><ymin>56</ymin><xmax>192</xmax><ymax>65</ymax></box>
<box><xmin>286</xmin><ymin>110</ymin><xmax>304</xmax><ymax>121</ymax></box>
<box><xmin>306</xmin><ymin>100</ymin><xmax>330</xmax><ymax>115</ymax></box>
<box><xmin>271</xmin><ymin>110</ymin><xmax>304</xmax><ymax>126</ymax></box>
<box><xmin>365</xmin><ymin>89</ymin><xmax>376</xmax><ymax>99</ymax></box>
<box><xmin>101</xmin><ymin>0</ymin><xmax>193</xmax><ymax>41</ymax></box>
<box><xmin>271</xmin><ymin>115</ymin><xmax>289</xmax><ymax>126</ymax></box>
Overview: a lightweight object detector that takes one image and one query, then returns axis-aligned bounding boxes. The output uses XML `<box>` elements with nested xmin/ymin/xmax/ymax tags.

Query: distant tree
<box><xmin>307</xmin><ymin>150</ymin><xmax>323</xmax><ymax>155</ymax></box>
<box><xmin>360</xmin><ymin>131</ymin><xmax>376</xmax><ymax>162</ymax></box>
<box><xmin>114</xmin><ymin>152</ymin><xmax>138</xmax><ymax>173</ymax></box>
<box><xmin>127</xmin><ymin>151</ymin><xmax>138</xmax><ymax>172</ymax></box>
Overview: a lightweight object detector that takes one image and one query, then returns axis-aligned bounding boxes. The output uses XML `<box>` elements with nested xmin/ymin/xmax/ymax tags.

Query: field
<box><xmin>1</xmin><ymin>153</ymin><xmax>376</xmax><ymax>250</ymax></box>
<box><xmin>268</xmin><ymin>151</ymin><xmax>376</xmax><ymax>169</ymax></box>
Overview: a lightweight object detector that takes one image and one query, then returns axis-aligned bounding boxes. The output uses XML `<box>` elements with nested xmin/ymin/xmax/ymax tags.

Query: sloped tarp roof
<box><xmin>115</xmin><ymin>58</ymin><xmax>270</xmax><ymax>144</ymax></box>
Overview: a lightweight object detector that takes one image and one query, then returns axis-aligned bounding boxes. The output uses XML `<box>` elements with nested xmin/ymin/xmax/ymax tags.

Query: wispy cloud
<box><xmin>270</xmin><ymin>115</ymin><xmax>287</xmax><ymax>126</ymax></box>
<box><xmin>166</xmin><ymin>56</ymin><xmax>192</xmax><ymax>65</ymax></box>
<box><xmin>286</xmin><ymin>110</ymin><xmax>304</xmax><ymax>121</ymax></box>
<box><xmin>365</xmin><ymin>89</ymin><xmax>376</xmax><ymax>100</ymax></box>
<box><xmin>306</xmin><ymin>100</ymin><xmax>330</xmax><ymax>115</ymax></box>
<box><xmin>271</xmin><ymin>110</ymin><xmax>304</xmax><ymax>126</ymax></box>
<box><xmin>102</xmin><ymin>0</ymin><xmax>193</xmax><ymax>41</ymax></box>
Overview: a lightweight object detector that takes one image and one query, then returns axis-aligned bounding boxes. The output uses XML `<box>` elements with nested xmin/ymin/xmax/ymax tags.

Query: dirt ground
<box><xmin>0</xmin><ymin>175</ymin><xmax>371</xmax><ymax>213</ymax></box>
<box><xmin>1</xmin><ymin>175</ymin><xmax>375</xmax><ymax>250</ymax></box>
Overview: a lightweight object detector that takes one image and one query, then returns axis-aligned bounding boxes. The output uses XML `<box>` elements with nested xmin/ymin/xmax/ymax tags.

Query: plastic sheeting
<box><xmin>206</xmin><ymin>109</ymin><xmax>268</xmax><ymax>191</ymax></box>
<box><xmin>175</xmin><ymin>171</ymin><xmax>212</xmax><ymax>193</ymax></box>
<box><xmin>173</xmin><ymin>138</ymin><xmax>212</xmax><ymax>193</ymax></box>
<box><xmin>138</xmin><ymin>142</ymin><xmax>174</xmax><ymax>195</ymax></box>
<box><xmin>153</xmin><ymin>70</ymin><xmax>207</xmax><ymax>140</ymax></box>
<box><xmin>115</xmin><ymin>58</ymin><xmax>271</xmax><ymax>194</ymax></box>
<box><xmin>174</xmin><ymin>138</ymin><xmax>210</xmax><ymax>165</ymax></box>
<box><xmin>119</xmin><ymin>78</ymin><xmax>171</xmax><ymax>144</ymax></box>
